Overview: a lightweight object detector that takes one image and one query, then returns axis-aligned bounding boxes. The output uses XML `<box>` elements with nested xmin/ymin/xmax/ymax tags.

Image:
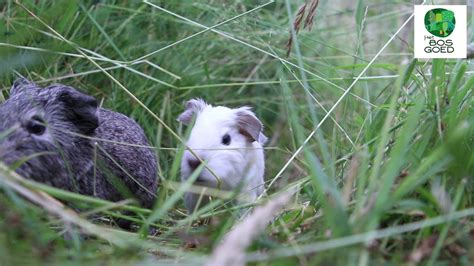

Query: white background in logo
<box><xmin>414</xmin><ymin>5</ymin><xmax>466</xmax><ymax>59</ymax></box>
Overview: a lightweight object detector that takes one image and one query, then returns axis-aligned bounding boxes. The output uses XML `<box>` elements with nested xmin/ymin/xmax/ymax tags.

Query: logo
<box><xmin>414</xmin><ymin>5</ymin><xmax>466</xmax><ymax>59</ymax></box>
<box><xmin>424</xmin><ymin>8</ymin><xmax>455</xmax><ymax>37</ymax></box>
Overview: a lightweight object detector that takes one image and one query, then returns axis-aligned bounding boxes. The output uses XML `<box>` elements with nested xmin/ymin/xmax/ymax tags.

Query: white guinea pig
<box><xmin>177</xmin><ymin>99</ymin><xmax>267</xmax><ymax>213</ymax></box>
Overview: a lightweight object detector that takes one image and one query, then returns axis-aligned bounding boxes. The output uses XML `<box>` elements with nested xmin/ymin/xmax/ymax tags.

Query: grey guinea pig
<box><xmin>0</xmin><ymin>78</ymin><xmax>158</xmax><ymax>209</ymax></box>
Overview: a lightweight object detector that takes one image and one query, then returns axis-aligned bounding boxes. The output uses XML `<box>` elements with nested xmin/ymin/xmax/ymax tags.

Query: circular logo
<box><xmin>424</xmin><ymin>8</ymin><xmax>456</xmax><ymax>37</ymax></box>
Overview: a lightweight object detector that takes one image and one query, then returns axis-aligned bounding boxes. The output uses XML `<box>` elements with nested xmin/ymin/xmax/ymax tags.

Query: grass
<box><xmin>0</xmin><ymin>0</ymin><xmax>473</xmax><ymax>264</ymax></box>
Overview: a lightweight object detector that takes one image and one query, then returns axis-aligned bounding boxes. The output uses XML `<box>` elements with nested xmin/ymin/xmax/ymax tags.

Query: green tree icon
<box><xmin>424</xmin><ymin>8</ymin><xmax>456</xmax><ymax>37</ymax></box>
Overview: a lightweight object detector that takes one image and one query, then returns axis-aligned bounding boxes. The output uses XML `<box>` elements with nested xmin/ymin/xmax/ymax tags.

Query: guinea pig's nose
<box><xmin>188</xmin><ymin>159</ymin><xmax>201</xmax><ymax>170</ymax></box>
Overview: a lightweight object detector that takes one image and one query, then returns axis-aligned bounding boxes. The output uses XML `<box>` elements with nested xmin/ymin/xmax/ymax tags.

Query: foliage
<box><xmin>0</xmin><ymin>0</ymin><xmax>473</xmax><ymax>264</ymax></box>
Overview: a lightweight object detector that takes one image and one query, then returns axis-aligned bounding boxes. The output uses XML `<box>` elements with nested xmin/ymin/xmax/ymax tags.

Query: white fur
<box><xmin>178</xmin><ymin>99</ymin><xmax>266</xmax><ymax>213</ymax></box>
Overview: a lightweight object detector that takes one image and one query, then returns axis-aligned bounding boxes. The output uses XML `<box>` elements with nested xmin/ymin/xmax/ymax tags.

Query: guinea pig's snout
<box><xmin>187</xmin><ymin>158</ymin><xmax>201</xmax><ymax>171</ymax></box>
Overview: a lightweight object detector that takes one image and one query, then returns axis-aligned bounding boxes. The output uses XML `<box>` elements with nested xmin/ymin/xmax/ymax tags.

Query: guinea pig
<box><xmin>177</xmin><ymin>98</ymin><xmax>267</xmax><ymax>213</ymax></box>
<box><xmin>0</xmin><ymin>78</ymin><xmax>158</xmax><ymax>209</ymax></box>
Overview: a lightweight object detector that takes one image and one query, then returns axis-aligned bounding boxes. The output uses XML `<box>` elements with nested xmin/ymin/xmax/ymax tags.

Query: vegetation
<box><xmin>0</xmin><ymin>0</ymin><xmax>473</xmax><ymax>264</ymax></box>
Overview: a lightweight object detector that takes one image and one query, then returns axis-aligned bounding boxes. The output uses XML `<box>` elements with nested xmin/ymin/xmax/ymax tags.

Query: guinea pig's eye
<box><xmin>26</xmin><ymin>116</ymin><xmax>46</xmax><ymax>135</ymax></box>
<box><xmin>221</xmin><ymin>133</ymin><xmax>231</xmax><ymax>146</ymax></box>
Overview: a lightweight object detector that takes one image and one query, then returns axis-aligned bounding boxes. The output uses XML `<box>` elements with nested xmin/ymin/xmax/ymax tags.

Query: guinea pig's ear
<box><xmin>235</xmin><ymin>107</ymin><xmax>268</xmax><ymax>145</ymax></box>
<box><xmin>10</xmin><ymin>78</ymin><xmax>36</xmax><ymax>95</ymax></box>
<box><xmin>177</xmin><ymin>98</ymin><xmax>207</xmax><ymax>125</ymax></box>
<box><xmin>58</xmin><ymin>88</ymin><xmax>99</xmax><ymax>135</ymax></box>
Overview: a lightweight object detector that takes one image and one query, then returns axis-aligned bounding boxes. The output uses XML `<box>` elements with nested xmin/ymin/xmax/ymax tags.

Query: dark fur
<box><xmin>0</xmin><ymin>79</ymin><xmax>158</xmax><ymax>208</ymax></box>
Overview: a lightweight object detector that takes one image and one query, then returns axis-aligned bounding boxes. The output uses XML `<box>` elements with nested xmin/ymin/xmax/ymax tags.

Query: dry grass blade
<box><xmin>304</xmin><ymin>0</ymin><xmax>319</xmax><ymax>30</ymax></box>
<box><xmin>286</xmin><ymin>3</ymin><xmax>307</xmax><ymax>57</ymax></box>
<box><xmin>342</xmin><ymin>155</ymin><xmax>360</xmax><ymax>205</ymax></box>
<box><xmin>206</xmin><ymin>193</ymin><xmax>292</xmax><ymax>266</ymax></box>
<box><xmin>406</xmin><ymin>235</ymin><xmax>438</xmax><ymax>263</ymax></box>
<box><xmin>293</xmin><ymin>3</ymin><xmax>307</xmax><ymax>34</ymax></box>
<box><xmin>286</xmin><ymin>0</ymin><xmax>319</xmax><ymax>57</ymax></box>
